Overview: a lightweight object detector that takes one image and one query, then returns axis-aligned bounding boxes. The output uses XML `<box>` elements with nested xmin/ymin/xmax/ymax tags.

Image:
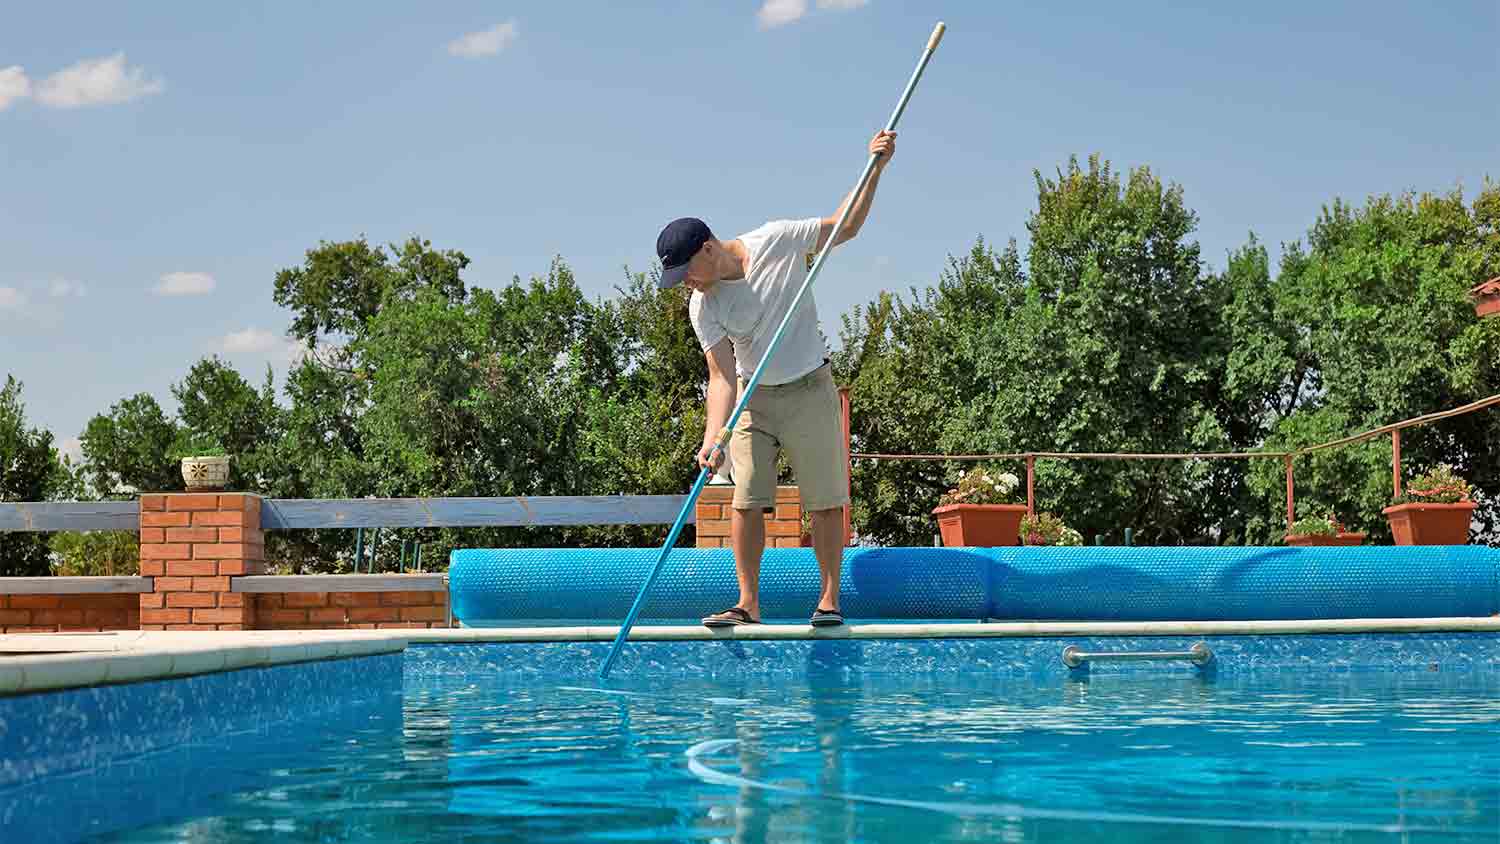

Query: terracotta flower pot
<box><xmin>1381</xmin><ymin>502</ymin><xmax>1476</xmax><ymax>545</ymax></box>
<box><xmin>1285</xmin><ymin>532</ymin><xmax>1365</xmax><ymax>547</ymax></box>
<box><xmin>799</xmin><ymin>533</ymin><xmax>814</xmax><ymax>547</ymax></box>
<box><xmin>1472</xmin><ymin>277</ymin><xmax>1500</xmax><ymax>319</ymax></box>
<box><xmin>932</xmin><ymin>504</ymin><xmax>1027</xmax><ymax>547</ymax></box>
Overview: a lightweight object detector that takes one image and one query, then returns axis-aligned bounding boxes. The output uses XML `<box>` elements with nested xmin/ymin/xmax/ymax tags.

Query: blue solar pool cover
<box><xmin>449</xmin><ymin>545</ymin><xmax>1500</xmax><ymax>624</ymax></box>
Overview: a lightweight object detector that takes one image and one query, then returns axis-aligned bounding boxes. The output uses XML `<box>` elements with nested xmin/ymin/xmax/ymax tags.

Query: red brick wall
<box><xmin>139</xmin><ymin>493</ymin><xmax>264</xmax><ymax>631</ymax></box>
<box><xmin>0</xmin><ymin>593</ymin><xmax>140</xmax><ymax>633</ymax></box>
<box><xmin>251</xmin><ymin>591</ymin><xmax>449</xmax><ymax>629</ymax></box>
<box><xmin>696</xmin><ymin>486</ymin><xmax>805</xmax><ymax>548</ymax></box>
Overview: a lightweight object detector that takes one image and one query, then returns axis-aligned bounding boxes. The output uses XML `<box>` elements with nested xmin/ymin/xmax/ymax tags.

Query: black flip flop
<box><xmin>702</xmin><ymin>607</ymin><xmax>760</xmax><ymax>627</ymax></box>
<box><xmin>810</xmin><ymin>607</ymin><xmax>844</xmax><ymax>627</ymax></box>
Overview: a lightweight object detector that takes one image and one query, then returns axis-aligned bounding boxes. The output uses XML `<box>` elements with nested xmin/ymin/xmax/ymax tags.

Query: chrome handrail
<box><xmin>1061</xmin><ymin>641</ymin><xmax>1212</xmax><ymax>668</ymax></box>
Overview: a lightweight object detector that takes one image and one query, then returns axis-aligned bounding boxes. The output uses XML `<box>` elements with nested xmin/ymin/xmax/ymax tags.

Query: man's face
<box><xmin>681</xmin><ymin>241</ymin><xmax>717</xmax><ymax>292</ymax></box>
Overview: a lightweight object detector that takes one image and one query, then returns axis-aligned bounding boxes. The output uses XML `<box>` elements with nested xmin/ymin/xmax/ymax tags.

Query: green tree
<box><xmin>273</xmin><ymin>236</ymin><xmax>470</xmax><ymax>350</ymax></box>
<box><xmin>573</xmin><ymin>270</ymin><xmax>710</xmax><ymax>545</ymax></box>
<box><xmin>172</xmin><ymin>357</ymin><xmax>280</xmax><ymax>456</ymax></box>
<box><xmin>171</xmin><ymin>356</ymin><xmax>284</xmax><ymax>491</ymax></box>
<box><xmin>838</xmin><ymin>156</ymin><xmax>1256</xmax><ymax>545</ymax></box>
<box><xmin>79</xmin><ymin>393</ymin><xmax>182</xmax><ymax>496</ymax></box>
<box><xmin>1</xmin><ymin>376</ymin><xmax>61</xmax><ymax>576</ymax></box>
<box><xmin>1237</xmin><ymin>185</ymin><xmax>1500</xmax><ymax>541</ymax></box>
<box><xmin>45</xmin><ymin>456</ymin><xmax>140</xmax><ymax>576</ymax></box>
<box><xmin>50</xmin><ymin>530</ymin><xmax>140</xmax><ymax>576</ymax></box>
<box><xmin>255</xmin><ymin>236</ymin><xmax>472</xmax><ymax>570</ymax></box>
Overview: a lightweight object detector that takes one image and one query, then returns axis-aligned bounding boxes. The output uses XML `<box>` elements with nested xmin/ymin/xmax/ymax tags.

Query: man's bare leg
<box><xmin>810</xmin><ymin>507</ymin><xmax>843</xmax><ymax>611</ymax></box>
<box><xmin>731</xmin><ymin>506</ymin><xmax>766</xmax><ymax>620</ymax></box>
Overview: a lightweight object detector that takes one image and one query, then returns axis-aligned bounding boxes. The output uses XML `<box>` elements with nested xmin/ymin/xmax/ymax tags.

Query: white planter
<box><xmin>181</xmin><ymin>456</ymin><xmax>231</xmax><ymax>490</ymax></box>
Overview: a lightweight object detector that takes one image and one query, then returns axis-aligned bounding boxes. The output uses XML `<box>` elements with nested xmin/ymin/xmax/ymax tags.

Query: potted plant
<box><xmin>1383</xmin><ymin>464</ymin><xmax>1476</xmax><ymax>545</ymax></box>
<box><xmin>799</xmin><ymin>510</ymin><xmax>814</xmax><ymax>547</ymax></box>
<box><xmin>180</xmin><ymin>441</ymin><xmax>231</xmax><ymax>491</ymax></box>
<box><xmin>1472</xmin><ymin>276</ymin><xmax>1500</xmax><ymax>319</ymax></box>
<box><xmin>1284</xmin><ymin>514</ymin><xmax>1365</xmax><ymax>546</ymax></box>
<box><xmin>932</xmin><ymin>466</ymin><xmax>1027</xmax><ymax>547</ymax></box>
<box><xmin>1019</xmin><ymin>512</ymin><xmax>1084</xmax><ymax>546</ymax></box>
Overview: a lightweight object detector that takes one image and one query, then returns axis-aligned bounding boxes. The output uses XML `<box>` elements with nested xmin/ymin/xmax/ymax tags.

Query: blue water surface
<box><xmin>2</xmin><ymin>639</ymin><xmax>1497</xmax><ymax>842</ymax></box>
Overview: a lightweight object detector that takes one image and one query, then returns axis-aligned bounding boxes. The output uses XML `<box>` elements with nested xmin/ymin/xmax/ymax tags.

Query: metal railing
<box><xmin>848</xmin><ymin>393</ymin><xmax>1500</xmax><ymax>529</ymax></box>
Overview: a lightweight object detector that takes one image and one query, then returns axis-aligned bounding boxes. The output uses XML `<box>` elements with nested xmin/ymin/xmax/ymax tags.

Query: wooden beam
<box><xmin>259</xmin><ymin>495</ymin><xmax>692</xmax><ymax>529</ymax></box>
<box><xmin>232</xmin><ymin>574</ymin><xmax>446</xmax><ymax>593</ymax></box>
<box><xmin>0</xmin><ymin>502</ymin><xmax>138</xmax><ymax>532</ymax></box>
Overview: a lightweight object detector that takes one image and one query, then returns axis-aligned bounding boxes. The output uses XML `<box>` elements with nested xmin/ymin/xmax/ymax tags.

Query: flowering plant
<box><xmin>938</xmin><ymin>466</ymin><xmax>1021</xmax><ymax>507</ymax></box>
<box><xmin>1020</xmin><ymin>512</ymin><xmax>1083</xmax><ymax>546</ymax></box>
<box><xmin>1394</xmin><ymin>465</ymin><xmax>1472</xmax><ymax>505</ymax></box>
<box><xmin>1288</xmin><ymin>514</ymin><xmax>1341</xmax><ymax>536</ymax></box>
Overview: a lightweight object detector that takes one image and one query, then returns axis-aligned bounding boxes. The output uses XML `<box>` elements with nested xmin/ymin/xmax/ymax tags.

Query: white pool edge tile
<box><xmin>0</xmin><ymin>630</ymin><xmax>407</xmax><ymax>696</ymax></box>
<box><xmin>399</xmin><ymin>616</ymin><xmax>1500</xmax><ymax>643</ymax></box>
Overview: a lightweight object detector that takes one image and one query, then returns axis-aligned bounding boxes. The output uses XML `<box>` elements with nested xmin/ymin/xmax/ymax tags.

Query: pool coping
<box><xmin>0</xmin><ymin>630</ymin><xmax>406</xmax><ymax>696</ymax></box>
<box><xmin>2</xmin><ymin>616</ymin><xmax>1496</xmax><ymax>696</ymax></box>
<box><xmin>401</xmin><ymin>616</ymin><xmax>1500</xmax><ymax>642</ymax></box>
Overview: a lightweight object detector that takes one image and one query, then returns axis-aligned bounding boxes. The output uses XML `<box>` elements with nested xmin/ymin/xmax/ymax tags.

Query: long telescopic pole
<box><xmin>599</xmin><ymin>21</ymin><xmax>947</xmax><ymax>679</ymax></box>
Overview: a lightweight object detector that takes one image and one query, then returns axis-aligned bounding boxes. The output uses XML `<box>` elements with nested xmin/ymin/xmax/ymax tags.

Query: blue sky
<box><xmin>2</xmin><ymin>2</ymin><xmax>1496</xmax><ymax>460</ymax></box>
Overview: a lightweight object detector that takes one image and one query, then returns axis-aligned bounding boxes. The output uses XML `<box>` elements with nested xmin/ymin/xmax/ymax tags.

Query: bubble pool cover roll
<box><xmin>446</xmin><ymin>545</ymin><xmax>1499</xmax><ymax>624</ymax></box>
<box><xmin>987</xmin><ymin>545</ymin><xmax>1498</xmax><ymax>620</ymax></box>
<box><xmin>448</xmin><ymin>547</ymin><xmax>993</xmax><ymax>624</ymax></box>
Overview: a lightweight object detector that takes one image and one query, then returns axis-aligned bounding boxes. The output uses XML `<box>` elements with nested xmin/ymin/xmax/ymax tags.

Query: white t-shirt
<box><xmin>688</xmin><ymin>217</ymin><xmax>831</xmax><ymax>385</ymax></box>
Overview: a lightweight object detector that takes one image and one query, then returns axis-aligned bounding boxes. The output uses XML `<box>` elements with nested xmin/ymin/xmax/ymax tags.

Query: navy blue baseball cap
<box><xmin>656</xmin><ymin>217</ymin><xmax>713</xmax><ymax>289</ymax></box>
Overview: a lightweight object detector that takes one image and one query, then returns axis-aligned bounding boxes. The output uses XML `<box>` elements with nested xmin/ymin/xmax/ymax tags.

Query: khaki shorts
<box><xmin>728</xmin><ymin>363</ymin><xmax>850</xmax><ymax>512</ymax></box>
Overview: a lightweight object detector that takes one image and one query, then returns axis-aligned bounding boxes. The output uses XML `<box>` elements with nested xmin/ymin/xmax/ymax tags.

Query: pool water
<box><xmin>62</xmin><ymin>660</ymin><xmax>1500</xmax><ymax>842</ymax></box>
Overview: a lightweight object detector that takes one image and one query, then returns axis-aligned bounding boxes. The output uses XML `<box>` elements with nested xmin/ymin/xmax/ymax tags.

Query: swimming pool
<box><xmin>2</xmin><ymin>628</ymin><xmax>1496</xmax><ymax>842</ymax></box>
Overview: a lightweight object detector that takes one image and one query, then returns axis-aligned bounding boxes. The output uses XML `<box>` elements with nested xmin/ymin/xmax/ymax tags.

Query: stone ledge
<box><xmin>0</xmin><ymin>630</ymin><xmax>407</xmax><ymax>696</ymax></box>
<box><xmin>232</xmin><ymin>574</ymin><xmax>447</xmax><ymax>593</ymax></box>
<box><xmin>0</xmin><ymin>577</ymin><xmax>153</xmax><ymax>595</ymax></box>
<box><xmin>401</xmin><ymin>616</ymin><xmax>1500</xmax><ymax>643</ymax></box>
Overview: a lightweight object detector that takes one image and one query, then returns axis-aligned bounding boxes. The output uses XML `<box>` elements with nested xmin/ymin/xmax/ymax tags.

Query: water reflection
<box><xmin>25</xmin><ymin>666</ymin><xmax>1496</xmax><ymax>843</ymax></box>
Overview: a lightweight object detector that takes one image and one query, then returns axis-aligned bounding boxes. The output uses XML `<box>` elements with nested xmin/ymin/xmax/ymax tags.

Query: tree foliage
<box><xmin>10</xmin><ymin>165</ymin><xmax>1497</xmax><ymax>576</ymax></box>
<box><xmin>1235</xmin><ymin>187</ymin><xmax>1500</xmax><ymax>541</ymax></box>
<box><xmin>837</xmin><ymin>161</ymin><xmax>1497</xmax><ymax>546</ymax></box>
<box><xmin>0</xmin><ymin>377</ymin><xmax>62</xmax><ymax>575</ymax></box>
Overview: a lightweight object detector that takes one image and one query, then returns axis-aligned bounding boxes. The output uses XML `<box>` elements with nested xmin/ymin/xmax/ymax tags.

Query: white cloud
<box><xmin>758</xmin><ymin>0</ymin><xmax>866</xmax><ymax>28</ymax></box>
<box><xmin>49</xmin><ymin>279</ymin><xmax>86</xmax><ymax>298</ymax></box>
<box><xmin>222</xmin><ymin>327</ymin><xmax>280</xmax><ymax>354</ymax></box>
<box><xmin>154</xmin><ymin>271</ymin><xmax>215</xmax><ymax>296</ymax></box>
<box><xmin>447</xmin><ymin>21</ymin><xmax>518</xmax><ymax>58</ymax></box>
<box><xmin>758</xmin><ymin>0</ymin><xmax>808</xmax><ymax>28</ymax></box>
<box><xmin>0</xmin><ymin>66</ymin><xmax>30</xmax><ymax>111</ymax></box>
<box><xmin>0</xmin><ymin>286</ymin><xmax>26</xmax><ymax>311</ymax></box>
<box><xmin>35</xmin><ymin>53</ymin><xmax>163</xmax><ymax>109</ymax></box>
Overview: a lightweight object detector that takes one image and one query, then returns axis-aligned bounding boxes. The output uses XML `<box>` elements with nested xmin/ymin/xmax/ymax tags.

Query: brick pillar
<box><xmin>695</xmin><ymin>485</ymin><xmax>804</xmax><ymax>548</ymax></box>
<box><xmin>139</xmin><ymin>493</ymin><xmax>264</xmax><ymax>630</ymax></box>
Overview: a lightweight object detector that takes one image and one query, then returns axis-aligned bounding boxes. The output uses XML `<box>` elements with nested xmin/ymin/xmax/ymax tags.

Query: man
<box><xmin>653</xmin><ymin>129</ymin><xmax>896</xmax><ymax>628</ymax></box>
